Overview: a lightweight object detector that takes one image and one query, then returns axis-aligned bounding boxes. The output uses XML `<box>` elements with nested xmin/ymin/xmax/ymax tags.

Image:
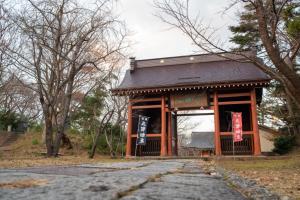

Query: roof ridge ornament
<box><xmin>129</xmin><ymin>57</ymin><xmax>136</xmax><ymax>73</ymax></box>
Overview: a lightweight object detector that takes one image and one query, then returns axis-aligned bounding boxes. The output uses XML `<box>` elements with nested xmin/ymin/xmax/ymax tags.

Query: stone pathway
<box><xmin>0</xmin><ymin>160</ymin><xmax>245</xmax><ymax>200</ymax></box>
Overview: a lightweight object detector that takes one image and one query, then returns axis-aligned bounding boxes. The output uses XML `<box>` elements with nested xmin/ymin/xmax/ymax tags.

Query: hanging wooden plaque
<box><xmin>170</xmin><ymin>92</ymin><xmax>208</xmax><ymax>109</ymax></box>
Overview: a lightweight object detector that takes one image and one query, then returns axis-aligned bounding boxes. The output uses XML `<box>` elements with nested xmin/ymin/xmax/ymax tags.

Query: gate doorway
<box><xmin>176</xmin><ymin>110</ymin><xmax>215</xmax><ymax>157</ymax></box>
<box><xmin>130</xmin><ymin>106</ymin><xmax>216</xmax><ymax>157</ymax></box>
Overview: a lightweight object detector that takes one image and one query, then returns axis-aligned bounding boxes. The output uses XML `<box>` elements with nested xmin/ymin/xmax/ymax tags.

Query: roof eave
<box><xmin>111</xmin><ymin>79</ymin><xmax>271</xmax><ymax>96</ymax></box>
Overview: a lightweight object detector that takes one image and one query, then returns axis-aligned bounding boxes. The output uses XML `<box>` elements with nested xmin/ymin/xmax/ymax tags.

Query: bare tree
<box><xmin>89</xmin><ymin>68</ymin><xmax>128</xmax><ymax>158</ymax></box>
<box><xmin>4</xmin><ymin>0</ymin><xmax>128</xmax><ymax>156</ymax></box>
<box><xmin>0</xmin><ymin>0</ymin><xmax>15</xmax><ymax>92</ymax></box>
<box><xmin>102</xmin><ymin>72</ymin><xmax>128</xmax><ymax>158</ymax></box>
<box><xmin>154</xmin><ymin>0</ymin><xmax>300</xmax><ymax>111</ymax></box>
<box><xmin>0</xmin><ymin>74</ymin><xmax>41</xmax><ymax>121</ymax></box>
<box><xmin>0</xmin><ymin>2</ymin><xmax>41</xmax><ymax>129</ymax></box>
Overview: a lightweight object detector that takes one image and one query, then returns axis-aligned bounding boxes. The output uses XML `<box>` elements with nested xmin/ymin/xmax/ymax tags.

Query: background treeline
<box><xmin>0</xmin><ymin>0</ymin><xmax>129</xmax><ymax>158</ymax></box>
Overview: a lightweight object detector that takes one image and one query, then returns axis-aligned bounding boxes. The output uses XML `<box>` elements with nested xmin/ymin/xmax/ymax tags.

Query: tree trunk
<box><xmin>61</xmin><ymin>133</ymin><xmax>73</xmax><ymax>149</ymax></box>
<box><xmin>296</xmin><ymin>125</ymin><xmax>300</xmax><ymax>146</ymax></box>
<box><xmin>42</xmin><ymin>124</ymin><xmax>46</xmax><ymax>144</ymax></box>
<box><xmin>52</xmin><ymin>74</ymin><xmax>75</xmax><ymax>156</ymax></box>
<box><xmin>104</xmin><ymin>129</ymin><xmax>116</xmax><ymax>158</ymax></box>
<box><xmin>45</xmin><ymin>117</ymin><xmax>53</xmax><ymax>156</ymax></box>
<box><xmin>285</xmin><ymin>90</ymin><xmax>298</xmax><ymax>136</ymax></box>
<box><xmin>285</xmin><ymin>88</ymin><xmax>300</xmax><ymax>146</ymax></box>
<box><xmin>52</xmin><ymin>126</ymin><xmax>64</xmax><ymax>156</ymax></box>
<box><xmin>89</xmin><ymin>129</ymin><xmax>102</xmax><ymax>158</ymax></box>
<box><xmin>89</xmin><ymin>111</ymin><xmax>114</xmax><ymax>158</ymax></box>
<box><xmin>110</xmin><ymin>150</ymin><xmax>116</xmax><ymax>158</ymax></box>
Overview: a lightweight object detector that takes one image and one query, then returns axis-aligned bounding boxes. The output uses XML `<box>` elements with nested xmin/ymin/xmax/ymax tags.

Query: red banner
<box><xmin>232</xmin><ymin>112</ymin><xmax>243</xmax><ymax>142</ymax></box>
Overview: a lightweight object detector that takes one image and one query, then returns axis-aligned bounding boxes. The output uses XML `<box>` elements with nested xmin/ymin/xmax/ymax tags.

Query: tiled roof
<box><xmin>112</xmin><ymin>52</ymin><xmax>271</xmax><ymax>95</ymax></box>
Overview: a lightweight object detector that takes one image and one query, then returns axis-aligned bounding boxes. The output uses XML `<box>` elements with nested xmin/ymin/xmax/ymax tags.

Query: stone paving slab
<box><xmin>121</xmin><ymin>160</ymin><xmax>246</xmax><ymax>200</ymax></box>
<box><xmin>0</xmin><ymin>160</ymin><xmax>245</xmax><ymax>200</ymax></box>
<box><xmin>4</xmin><ymin>166</ymin><xmax>118</xmax><ymax>176</ymax></box>
<box><xmin>79</xmin><ymin>161</ymin><xmax>154</xmax><ymax>169</ymax></box>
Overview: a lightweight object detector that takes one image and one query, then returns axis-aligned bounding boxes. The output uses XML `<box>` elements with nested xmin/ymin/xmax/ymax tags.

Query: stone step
<box><xmin>0</xmin><ymin>133</ymin><xmax>19</xmax><ymax>147</ymax></box>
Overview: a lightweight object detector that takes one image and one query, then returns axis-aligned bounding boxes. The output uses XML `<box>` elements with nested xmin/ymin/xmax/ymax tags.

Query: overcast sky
<box><xmin>118</xmin><ymin>0</ymin><xmax>238</xmax><ymax>60</ymax></box>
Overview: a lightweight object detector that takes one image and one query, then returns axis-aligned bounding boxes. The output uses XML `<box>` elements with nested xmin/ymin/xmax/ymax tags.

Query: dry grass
<box><xmin>0</xmin><ymin>179</ymin><xmax>48</xmax><ymax>189</ymax></box>
<box><xmin>0</xmin><ymin>132</ymin><xmax>86</xmax><ymax>158</ymax></box>
<box><xmin>217</xmin><ymin>157</ymin><xmax>300</xmax><ymax>170</ymax></box>
<box><xmin>216</xmin><ymin>156</ymin><xmax>300</xmax><ymax>199</ymax></box>
<box><xmin>0</xmin><ymin>132</ymin><xmax>127</xmax><ymax>169</ymax></box>
<box><xmin>0</xmin><ymin>155</ymin><xmax>128</xmax><ymax>169</ymax></box>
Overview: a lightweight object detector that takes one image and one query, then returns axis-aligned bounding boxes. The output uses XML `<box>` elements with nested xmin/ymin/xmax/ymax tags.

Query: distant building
<box><xmin>179</xmin><ymin>132</ymin><xmax>215</xmax><ymax>157</ymax></box>
<box><xmin>259</xmin><ymin>125</ymin><xmax>279</xmax><ymax>154</ymax></box>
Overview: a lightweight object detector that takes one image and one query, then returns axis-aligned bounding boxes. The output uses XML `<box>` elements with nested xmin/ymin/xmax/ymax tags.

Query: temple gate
<box><xmin>112</xmin><ymin>51</ymin><xmax>271</xmax><ymax>157</ymax></box>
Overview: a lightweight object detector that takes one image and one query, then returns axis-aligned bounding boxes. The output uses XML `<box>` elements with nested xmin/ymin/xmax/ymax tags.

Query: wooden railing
<box><xmin>131</xmin><ymin>137</ymin><xmax>161</xmax><ymax>156</ymax></box>
<box><xmin>221</xmin><ymin>134</ymin><xmax>253</xmax><ymax>155</ymax></box>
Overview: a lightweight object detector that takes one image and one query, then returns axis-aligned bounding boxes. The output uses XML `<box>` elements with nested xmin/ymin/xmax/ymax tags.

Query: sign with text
<box><xmin>171</xmin><ymin>92</ymin><xmax>208</xmax><ymax>109</ymax></box>
<box><xmin>232</xmin><ymin>112</ymin><xmax>243</xmax><ymax>142</ymax></box>
<box><xmin>137</xmin><ymin>115</ymin><xmax>150</xmax><ymax>145</ymax></box>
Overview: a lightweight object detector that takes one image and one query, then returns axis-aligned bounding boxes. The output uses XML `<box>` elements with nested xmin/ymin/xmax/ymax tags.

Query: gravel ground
<box><xmin>216</xmin><ymin>167</ymin><xmax>284</xmax><ymax>200</ymax></box>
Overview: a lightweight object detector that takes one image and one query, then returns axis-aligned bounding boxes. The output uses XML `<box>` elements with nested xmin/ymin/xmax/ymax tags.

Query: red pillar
<box><xmin>167</xmin><ymin>112</ymin><xmax>172</xmax><ymax>156</ymax></box>
<box><xmin>161</xmin><ymin>96</ymin><xmax>167</xmax><ymax>156</ymax></box>
<box><xmin>251</xmin><ymin>89</ymin><xmax>261</xmax><ymax>155</ymax></box>
<box><xmin>213</xmin><ymin>91</ymin><xmax>221</xmax><ymax>156</ymax></box>
<box><xmin>174</xmin><ymin>112</ymin><xmax>178</xmax><ymax>156</ymax></box>
<box><xmin>126</xmin><ymin>100</ymin><xmax>132</xmax><ymax>157</ymax></box>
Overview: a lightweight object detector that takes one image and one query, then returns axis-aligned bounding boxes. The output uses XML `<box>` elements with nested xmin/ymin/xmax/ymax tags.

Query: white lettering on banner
<box><xmin>232</xmin><ymin>112</ymin><xmax>243</xmax><ymax>143</ymax></box>
<box><xmin>137</xmin><ymin>115</ymin><xmax>150</xmax><ymax>145</ymax></box>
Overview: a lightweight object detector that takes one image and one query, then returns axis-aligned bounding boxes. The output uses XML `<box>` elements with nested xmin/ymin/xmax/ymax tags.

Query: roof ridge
<box><xmin>134</xmin><ymin>51</ymin><xmax>255</xmax><ymax>68</ymax></box>
<box><xmin>135</xmin><ymin>50</ymin><xmax>254</xmax><ymax>62</ymax></box>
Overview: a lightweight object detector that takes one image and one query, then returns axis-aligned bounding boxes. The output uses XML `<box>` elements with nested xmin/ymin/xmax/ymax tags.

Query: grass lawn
<box><xmin>216</xmin><ymin>156</ymin><xmax>300</xmax><ymax>199</ymax></box>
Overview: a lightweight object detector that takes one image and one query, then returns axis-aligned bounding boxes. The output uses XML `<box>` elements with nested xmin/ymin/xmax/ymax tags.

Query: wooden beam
<box><xmin>176</xmin><ymin>113</ymin><xmax>214</xmax><ymax>116</ymax></box>
<box><xmin>167</xmin><ymin>113</ymin><xmax>172</xmax><ymax>156</ymax></box>
<box><xmin>131</xmin><ymin>133</ymin><xmax>161</xmax><ymax>138</ymax></box>
<box><xmin>131</xmin><ymin>98</ymin><xmax>161</xmax><ymax>103</ymax></box>
<box><xmin>126</xmin><ymin>102</ymin><xmax>133</xmax><ymax>157</ymax></box>
<box><xmin>220</xmin><ymin>131</ymin><xmax>253</xmax><ymax>136</ymax></box>
<box><xmin>132</xmin><ymin>105</ymin><xmax>161</xmax><ymax>109</ymax></box>
<box><xmin>213</xmin><ymin>91</ymin><xmax>221</xmax><ymax>156</ymax></box>
<box><xmin>161</xmin><ymin>96</ymin><xmax>167</xmax><ymax>156</ymax></box>
<box><xmin>218</xmin><ymin>100</ymin><xmax>251</xmax><ymax>105</ymax></box>
<box><xmin>251</xmin><ymin>89</ymin><xmax>261</xmax><ymax>155</ymax></box>
<box><xmin>214</xmin><ymin>92</ymin><xmax>251</xmax><ymax>98</ymax></box>
<box><xmin>209</xmin><ymin>92</ymin><xmax>251</xmax><ymax>98</ymax></box>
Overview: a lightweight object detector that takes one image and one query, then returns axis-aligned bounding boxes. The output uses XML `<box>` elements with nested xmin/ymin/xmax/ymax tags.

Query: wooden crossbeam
<box><xmin>220</xmin><ymin>131</ymin><xmax>253</xmax><ymax>135</ymax></box>
<box><xmin>176</xmin><ymin>113</ymin><xmax>214</xmax><ymax>116</ymax></box>
<box><xmin>217</xmin><ymin>92</ymin><xmax>251</xmax><ymax>98</ymax></box>
<box><xmin>130</xmin><ymin>98</ymin><xmax>161</xmax><ymax>103</ymax></box>
<box><xmin>132</xmin><ymin>105</ymin><xmax>161</xmax><ymax>109</ymax></box>
<box><xmin>218</xmin><ymin>100</ymin><xmax>251</xmax><ymax>105</ymax></box>
<box><xmin>131</xmin><ymin>133</ymin><xmax>161</xmax><ymax>138</ymax></box>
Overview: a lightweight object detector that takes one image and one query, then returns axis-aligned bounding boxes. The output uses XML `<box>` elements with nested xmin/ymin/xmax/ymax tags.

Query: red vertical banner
<box><xmin>232</xmin><ymin>112</ymin><xmax>243</xmax><ymax>142</ymax></box>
